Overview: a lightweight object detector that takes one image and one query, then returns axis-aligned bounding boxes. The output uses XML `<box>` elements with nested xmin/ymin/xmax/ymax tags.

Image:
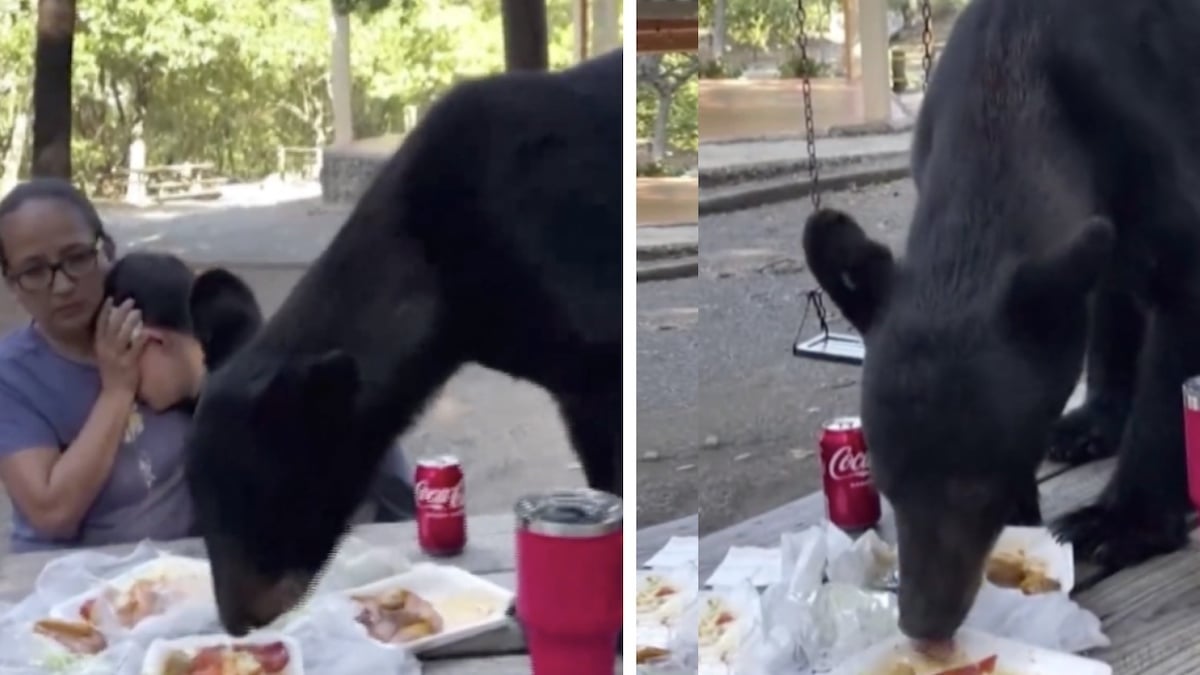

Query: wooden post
<box><xmin>859</xmin><ymin>0</ymin><xmax>890</xmax><ymax>123</ymax></box>
<box><xmin>591</xmin><ymin>0</ymin><xmax>618</xmax><ymax>54</ymax></box>
<box><xmin>501</xmin><ymin>0</ymin><xmax>549</xmax><ymax>71</ymax></box>
<box><xmin>574</xmin><ymin>0</ymin><xmax>589</xmax><ymax>63</ymax></box>
<box><xmin>842</xmin><ymin>0</ymin><xmax>860</xmax><ymax>81</ymax></box>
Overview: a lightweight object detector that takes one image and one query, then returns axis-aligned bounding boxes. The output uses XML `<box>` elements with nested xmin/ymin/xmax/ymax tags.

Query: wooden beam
<box><xmin>636</xmin><ymin>17</ymin><xmax>699</xmax><ymax>53</ymax></box>
<box><xmin>636</xmin><ymin>27</ymin><xmax>698</xmax><ymax>53</ymax></box>
<box><xmin>501</xmin><ymin>0</ymin><xmax>549</xmax><ymax>71</ymax></box>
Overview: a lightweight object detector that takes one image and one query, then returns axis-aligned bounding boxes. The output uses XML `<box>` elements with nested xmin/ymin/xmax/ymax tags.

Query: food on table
<box><xmin>635</xmin><ymin>645</ymin><xmax>671</xmax><ymax>664</ymax></box>
<box><xmin>697</xmin><ymin>596</ymin><xmax>736</xmax><ymax>648</ymax></box>
<box><xmin>985</xmin><ymin>550</ymin><xmax>1061</xmax><ymax>595</ymax></box>
<box><xmin>434</xmin><ymin>591</ymin><xmax>502</xmax><ymax>627</ymax></box>
<box><xmin>160</xmin><ymin>642</ymin><xmax>292</xmax><ymax>675</ymax></box>
<box><xmin>351</xmin><ymin>587</ymin><xmax>445</xmax><ymax>644</ymax></box>
<box><xmin>636</xmin><ymin>574</ymin><xmax>680</xmax><ymax>614</ymax></box>
<box><xmin>32</xmin><ymin>618</ymin><xmax>108</xmax><ymax>655</ymax></box>
<box><xmin>877</xmin><ymin>652</ymin><xmax>1001</xmax><ymax>675</ymax></box>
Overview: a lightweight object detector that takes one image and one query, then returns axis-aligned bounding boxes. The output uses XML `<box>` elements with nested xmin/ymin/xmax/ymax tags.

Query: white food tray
<box><xmin>47</xmin><ymin>555</ymin><xmax>213</xmax><ymax>625</ymax></box>
<box><xmin>990</xmin><ymin>526</ymin><xmax>1075</xmax><ymax>594</ymax></box>
<box><xmin>141</xmin><ymin>631</ymin><xmax>304</xmax><ymax>675</ymax></box>
<box><xmin>341</xmin><ymin>563</ymin><xmax>513</xmax><ymax>654</ymax></box>
<box><xmin>830</xmin><ymin>628</ymin><xmax>1112</xmax><ymax>675</ymax></box>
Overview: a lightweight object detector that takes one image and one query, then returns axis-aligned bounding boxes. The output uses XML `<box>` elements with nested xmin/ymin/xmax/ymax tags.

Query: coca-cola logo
<box><xmin>828</xmin><ymin>445</ymin><xmax>870</xmax><ymax>481</ymax></box>
<box><xmin>416</xmin><ymin>480</ymin><xmax>465</xmax><ymax>510</ymax></box>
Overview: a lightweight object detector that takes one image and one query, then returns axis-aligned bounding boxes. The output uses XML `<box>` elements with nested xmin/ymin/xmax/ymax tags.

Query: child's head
<box><xmin>104</xmin><ymin>252</ymin><xmax>206</xmax><ymax>411</ymax></box>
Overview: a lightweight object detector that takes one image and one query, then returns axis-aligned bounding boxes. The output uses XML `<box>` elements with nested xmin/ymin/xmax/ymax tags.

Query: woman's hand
<box><xmin>94</xmin><ymin>298</ymin><xmax>147</xmax><ymax>397</ymax></box>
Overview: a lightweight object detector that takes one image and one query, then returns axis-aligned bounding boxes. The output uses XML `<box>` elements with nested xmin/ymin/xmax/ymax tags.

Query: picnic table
<box><xmin>687</xmin><ymin>449</ymin><xmax>1199</xmax><ymax>673</ymax></box>
<box><xmin>0</xmin><ymin>512</ymin><xmax>620</xmax><ymax>674</ymax></box>
<box><xmin>116</xmin><ymin>162</ymin><xmax>229</xmax><ymax>203</ymax></box>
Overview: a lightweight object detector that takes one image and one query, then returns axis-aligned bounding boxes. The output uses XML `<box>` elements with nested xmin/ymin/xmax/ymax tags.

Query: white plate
<box><xmin>829</xmin><ymin>628</ymin><xmax>1112</xmax><ymax>675</ymax></box>
<box><xmin>340</xmin><ymin>563</ymin><xmax>514</xmax><ymax>654</ymax></box>
<box><xmin>140</xmin><ymin>631</ymin><xmax>303</xmax><ymax>675</ymax></box>
<box><xmin>47</xmin><ymin>555</ymin><xmax>213</xmax><ymax>625</ymax></box>
<box><xmin>989</xmin><ymin>527</ymin><xmax>1075</xmax><ymax>594</ymax></box>
<box><xmin>636</xmin><ymin>565</ymin><xmax>698</xmax><ymax>649</ymax></box>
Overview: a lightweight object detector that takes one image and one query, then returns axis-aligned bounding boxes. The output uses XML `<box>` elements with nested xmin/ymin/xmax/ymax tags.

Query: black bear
<box><xmin>184</xmin><ymin>50</ymin><xmax>623</xmax><ymax>634</ymax></box>
<box><xmin>803</xmin><ymin>0</ymin><xmax>1200</xmax><ymax>643</ymax></box>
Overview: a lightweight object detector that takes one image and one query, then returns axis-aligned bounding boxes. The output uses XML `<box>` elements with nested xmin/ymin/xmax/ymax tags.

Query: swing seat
<box><xmin>793</xmin><ymin>330</ymin><xmax>865</xmax><ymax>364</ymax></box>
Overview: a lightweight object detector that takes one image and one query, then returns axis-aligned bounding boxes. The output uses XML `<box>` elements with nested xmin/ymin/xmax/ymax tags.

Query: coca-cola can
<box><xmin>414</xmin><ymin>455</ymin><xmax>467</xmax><ymax>556</ymax></box>
<box><xmin>1183</xmin><ymin>377</ymin><xmax>1200</xmax><ymax>513</ymax></box>
<box><xmin>819</xmin><ymin>416</ymin><xmax>882</xmax><ymax>531</ymax></box>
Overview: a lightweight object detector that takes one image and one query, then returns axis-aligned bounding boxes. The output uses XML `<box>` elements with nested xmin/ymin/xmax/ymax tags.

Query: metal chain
<box><xmin>797</xmin><ymin>0</ymin><xmax>820</xmax><ymax>209</ymax></box>
<box><xmin>920</xmin><ymin>0</ymin><xmax>934</xmax><ymax>89</ymax></box>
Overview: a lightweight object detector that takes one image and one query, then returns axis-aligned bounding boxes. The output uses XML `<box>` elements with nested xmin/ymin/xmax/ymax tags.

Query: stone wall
<box><xmin>319</xmin><ymin>146</ymin><xmax>388</xmax><ymax>205</ymax></box>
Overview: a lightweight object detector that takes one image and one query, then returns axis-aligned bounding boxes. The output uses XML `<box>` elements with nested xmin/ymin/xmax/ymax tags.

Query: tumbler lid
<box><xmin>515</xmin><ymin>488</ymin><xmax>623</xmax><ymax>538</ymax></box>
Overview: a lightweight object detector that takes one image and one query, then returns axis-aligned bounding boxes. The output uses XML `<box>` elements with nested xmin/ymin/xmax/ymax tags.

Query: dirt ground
<box><xmin>637</xmin><ymin>177</ymin><xmax>917</xmax><ymax>533</ymax></box>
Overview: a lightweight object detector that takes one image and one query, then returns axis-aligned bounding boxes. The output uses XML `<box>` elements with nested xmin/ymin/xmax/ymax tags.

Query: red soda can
<box><xmin>1182</xmin><ymin>377</ymin><xmax>1200</xmax><ymax>513</ymax></box>
<box><xmin>414</xmin><ymin>455</ymin><xmax>467</xmax><ymax>556</ymax></box>
<box><xmin>819</xmin><ymin>416</ymin><xmax>882</xmax><ymax>530</ymax></box>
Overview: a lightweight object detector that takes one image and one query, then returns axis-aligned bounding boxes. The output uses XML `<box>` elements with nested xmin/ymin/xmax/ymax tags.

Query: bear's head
<box><xmin>803</xmin><ymin>208</ymin><xmax>1113</xmax><ymax>641</ymax></box>
<box><xmin>184</xmin><ymin>345</ymin><xmax>367</xmax><ymax>635</ymax></box>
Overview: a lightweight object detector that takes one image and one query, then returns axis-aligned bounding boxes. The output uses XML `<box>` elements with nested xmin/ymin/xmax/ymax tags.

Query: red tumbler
<box><xmin>1183</xmin><ymin>377</ymin><xmax>1200</xmax><ymax>512</ymax></box>
<box><xmin>515</xmin><ymin>488</ymin><xmax>622</xmax><ymax>675</ymax></box>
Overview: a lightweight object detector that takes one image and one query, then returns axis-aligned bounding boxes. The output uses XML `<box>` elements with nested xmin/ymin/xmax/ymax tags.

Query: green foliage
<box><xmin>779</xmin><ymin>53</ymin><xmax>830</xmax><ymax>78</ymax></box>
<box><xmin>0</xmin><ymin>0</ymin><xmax>584</xmax><ymax>193</ymax></box>
<box><xmin>699</xmin><ymin>59</ymin><xmax>740</xmax><ymax>79</ymax></box>
<box><xmin>636</xmin><ymin>53</ymin><xmax>699</xmax><ymax>162</ymax></box>
<box><xmin>724</xmin><ymin>0</ymin><xmax>835</xmax><ymax>56</ymax></box>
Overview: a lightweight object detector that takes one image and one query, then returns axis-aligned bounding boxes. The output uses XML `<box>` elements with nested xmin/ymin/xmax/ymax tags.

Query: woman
<box><xmin>0</xmin><ymin>179</ymin><xmax>193</xmax><ymax>552</ymax></box>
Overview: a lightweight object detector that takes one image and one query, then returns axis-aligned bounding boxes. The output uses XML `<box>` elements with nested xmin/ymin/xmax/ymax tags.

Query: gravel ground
<box><xmin>644</xmin><ymin>177</ymin><xmax>918</xmax><ymax>534</ymax></box>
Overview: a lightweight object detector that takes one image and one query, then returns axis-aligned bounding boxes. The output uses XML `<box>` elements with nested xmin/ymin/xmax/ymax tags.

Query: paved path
<box><xmin>637</xmin><ymin>223</ymin><xmax>697</xmax><ymax>258</ymax></box>
<box><xmin>699</xmin><ymin>131</ymin><xmax>913</xmax><ymax>173</ymax></box>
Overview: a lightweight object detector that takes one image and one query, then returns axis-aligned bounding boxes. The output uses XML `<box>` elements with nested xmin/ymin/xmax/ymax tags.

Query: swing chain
<box><xmin>920</xmin><ymin>0</ymin><xmax>934</xmax><ymax>89</ymax></box>
<box><xmin>794</xmin><ymin>288</ymin><xmax>833</xmax><ymax>346</ymax></box>
<box><xmin>797</xmin><ymin>0</ymin><xmax>821</xmax><ymax>209</ymax></box>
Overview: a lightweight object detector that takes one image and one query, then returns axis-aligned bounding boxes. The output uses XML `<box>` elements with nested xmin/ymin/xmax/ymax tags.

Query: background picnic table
<box><xmin>0</xmin><ymin>512</ymin><xmax>620</xmax><ymax>674</ymax></box>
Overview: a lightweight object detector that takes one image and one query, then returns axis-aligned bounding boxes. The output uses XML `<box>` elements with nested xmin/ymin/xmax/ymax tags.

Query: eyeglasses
<box><xmin>5</xmin><ymin>239</ymin><xmax>103</xmax><ymax>292</ymax></box>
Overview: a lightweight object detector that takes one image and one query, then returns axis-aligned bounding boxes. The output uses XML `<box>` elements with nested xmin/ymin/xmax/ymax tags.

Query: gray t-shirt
<box><xmin>0</xmin><ymin>324</ymin><xmax>193</xmax><ymax>553</ymax></box>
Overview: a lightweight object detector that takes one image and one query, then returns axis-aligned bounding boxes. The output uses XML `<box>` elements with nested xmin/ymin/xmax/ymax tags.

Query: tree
<box><xmin>329</xmin><ymin>0</ymin><xmax>398</xmax><ymax>146</ymax></box>
<box><xmin>501</xmin><ymin>0</ymin><xmax>548</xmax><ymax>70</ymax></box>
<box><xmin>31</xmin><ymin>0</ymin><xmax>76</xmax><ymax>179</ymax></box>
<box><xmin>0</xmin><ymin>3</ymin><xmax>34</xmax><ymax>193</ymax></box>
<box><xmin>636</xmin><ymin>53</ymin><xmax>699</xmax><ymax>163</ymax></box>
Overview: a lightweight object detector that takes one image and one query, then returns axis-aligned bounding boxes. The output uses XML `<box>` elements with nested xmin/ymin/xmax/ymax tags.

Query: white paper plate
<box><xmin>636</xmin><ymin>565</ymin><xmax>698</xmax><ymax>650</ymax></box>
<box><xmin>340</xmin><ymin>563</ymin><xmax>513</xmax><ymax>654</ymax></box>
<box><xmin>47</xmin><ymin>555</ymin><xmax>213</xmax><ymax>625</ymax></box>
<box><xmin>140</xmin><ymin>631</ymin><xmax>303</xmax><ymax>675</ymax></box>
<box><xmin>829</xmin><ymin>628</ymin><xmax>1112</xmax><ymax>675</ymax></box>
<box><xmin>990</xmin><ymin>527</ymin><xmax>1075</xmax><ymax>594</ymax></box>
<box><xmin>696</xmin><ymin>585</ymin><xmax>760</xmax><ymax>675</ymax></box>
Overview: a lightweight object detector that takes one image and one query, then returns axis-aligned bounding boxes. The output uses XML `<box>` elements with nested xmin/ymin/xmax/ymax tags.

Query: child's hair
<box><xmin>0</xmin><ymin>178</ymin><xmax>116</xmax><ymax>272</ymax></box>
<box><xmin>103</xmin><ymin>252</ymin><xmax>195</xmax><ymax>334</ymax></box>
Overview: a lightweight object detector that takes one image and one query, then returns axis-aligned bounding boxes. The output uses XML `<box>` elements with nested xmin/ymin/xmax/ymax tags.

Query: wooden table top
<box><xmin>0</xmin><ymin>512</ymin><xmax>620</xmax><ymax>674</ymax></box>
<box><xmin>689</xmin><ymin>456</ymin><xmax>1200</xmax><ymax>674</ymax></box>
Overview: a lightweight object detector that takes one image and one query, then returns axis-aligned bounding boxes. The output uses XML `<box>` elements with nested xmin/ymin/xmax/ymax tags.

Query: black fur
<box><xmin>804</xmin><ymin>0</ymin><xmax>1200</xmax><ymax>641</ymax></box>
<box><xmin>183</xmin><ymin>50</ymin><xmax>623</xmax><ymax>635</ymax></box>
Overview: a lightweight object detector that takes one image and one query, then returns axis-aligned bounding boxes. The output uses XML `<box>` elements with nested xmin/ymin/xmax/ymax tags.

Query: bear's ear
<box><xmin>802</xmin><ymin>208</ymin><xmax>896</xmax><ymax>334</ymax></box>
<box><xmin>190</xmin><ymin>268</ymin><xmax>264</xmax><ymax>370</ymax></box>
<box><xmin>1003</xmin><ymin>217</ymin><xmax>1114</xmax><ymax>334</ymax></box>
<box><xmin>254</xmin><ymin>350</ymin><xmax>361</xmax><ymax>433</ymax></box>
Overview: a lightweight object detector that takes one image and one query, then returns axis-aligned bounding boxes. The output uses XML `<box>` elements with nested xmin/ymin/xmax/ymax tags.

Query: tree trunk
<box><xmin>125</xmin><ymin>118</ymin><xmax>147</xmax><ymax>204</ymax></box>
<box><xmin>329</xmin><ymin>9</ymin><xmax>354</xmax><ymax>147</ymax></box>
<box><xmin>1</xmin><ymin>106</ymin><xmax>30</xmax><ymax>196</ymax></box>
<box><xmin>591</xmin><ymin>0</ymin><xmax>618</xmax><ymax>54</ymax></box>
<box><xmin>31</xmin><ymin>0</ymin><xmax>75</xmax><ymax>179</ymax></box>
<box><xmin>713</xmin><ymin>0</ymin><xmax>727</xmax><ymax>58</ymax></box>
<box><xmin>652</xmin><ymin>91</ymin><xmax>671</xmax><ymax>163</ymax></box>
<box><xmin>501</xmin><ymin>0</ymin><xmax>548</xmax><ymax>71</ymax></box>
<box><xmin>843</xmin><ymin>0</ymin><xmax>860</xmax><ymax>80</ymax></box>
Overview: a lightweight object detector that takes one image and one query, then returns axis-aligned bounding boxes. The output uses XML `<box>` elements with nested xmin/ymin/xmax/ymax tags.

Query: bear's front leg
<box><xmin>1053</xmin><ymin>311</ymin><xmax>1193</xmax><ymax>570</ymax></box>
<box><xmin>1049</xmin><ymin>287</ymin><xmax>1144</xmax><ymax>465</ymax></box>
